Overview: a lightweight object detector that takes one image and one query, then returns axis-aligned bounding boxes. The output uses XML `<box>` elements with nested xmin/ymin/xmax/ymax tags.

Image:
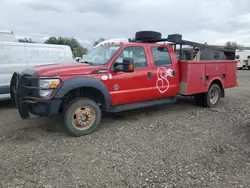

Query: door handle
<box><xmin>172</xmin><ymin>70</ymin><xmax>176</xmax><ymax>77</ymax></box>
<box><xmin>148</xmin><ymin>72</ymin><xmax>152</xmax><ymax>79</ymax></box>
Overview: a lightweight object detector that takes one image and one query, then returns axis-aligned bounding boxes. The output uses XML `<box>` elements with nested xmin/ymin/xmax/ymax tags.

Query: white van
<box><xmin>0</xmin><ymin>41</ymin><xmax>73</xmax><ymax>100</ymax></box>
<box><xmin>0</xmin><ymin>30</ymin><xmax>16</xmax><ymax>42</ymax></box>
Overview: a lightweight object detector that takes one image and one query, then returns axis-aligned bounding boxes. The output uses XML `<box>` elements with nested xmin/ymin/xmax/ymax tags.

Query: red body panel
<box><xmin>178</xmin><ymin>60</ymin><xmax>237</xmax><ymax>95</ymax></box>
<box><xmin>33</xmin><ymin>63</ymin><xmax>99</xmax><ymax>77</ymax></box>
<box><xmin>103</xmin><ymin>43</ymin><xmax>155</xmax><ymax>105</ymax></box>
<box><xmin>145</xmin><ymin>44</ymin><xmax>180</xmax><ymax>99</ymax></box>
<box><xmin>30</xmin><ymin>43</ymin><xmax>238</xmax><ymax>106</ymax></box>
<box><xmin>103</xmin><ymin>43</ymin><xmax>180</xmax><ymax>106</ymax></box>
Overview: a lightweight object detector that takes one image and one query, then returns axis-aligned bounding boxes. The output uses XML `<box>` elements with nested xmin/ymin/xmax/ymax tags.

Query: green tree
<box><xmin>18</xmin><ymin>37</ymin><xmax>35</xmax><ymax>43</ymax></box>
<box><xmin>44</xmin><ymin>37</ymin><xmax>88</xmax><ymax>57</ymax></box>
<box><xmin>73</xmin><ymin>46</ymin><xmax>87</xmax><ymax>57</ymax></box>
<box><xmin>225</xmin><ymin>41</ymin><xmax>243</xmax><ymax>50</ymax></box>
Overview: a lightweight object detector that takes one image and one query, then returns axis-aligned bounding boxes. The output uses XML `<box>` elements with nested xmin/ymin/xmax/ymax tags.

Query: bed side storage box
<box><xmin>179</xmin><ymin>60</ymin><xmax>237</xmax><ymax>96</ymax></box>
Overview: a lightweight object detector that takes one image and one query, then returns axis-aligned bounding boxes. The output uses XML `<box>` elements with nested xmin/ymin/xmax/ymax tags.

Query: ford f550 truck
<box><xmin>10</xmin><ymin>31</ymin><xmax>237</xmax><ymax>137</ymax></box>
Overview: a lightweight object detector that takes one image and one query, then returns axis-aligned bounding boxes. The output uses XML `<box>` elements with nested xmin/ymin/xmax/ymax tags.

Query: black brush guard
<box><xmin>10</xmin><ymin>72</ymin><xmax>39</xmax><ymax>119</ymax></box>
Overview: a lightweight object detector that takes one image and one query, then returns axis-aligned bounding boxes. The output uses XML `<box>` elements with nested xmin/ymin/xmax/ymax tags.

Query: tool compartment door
<box><xmin>225</xmin><ymin>61</ymin><xmax>237</xmax><ymax>88</ymax></box>
<box><xmin>179</xmin><ymin>61</ymin><xmax>207</xmax><ymax>95</ymax></box>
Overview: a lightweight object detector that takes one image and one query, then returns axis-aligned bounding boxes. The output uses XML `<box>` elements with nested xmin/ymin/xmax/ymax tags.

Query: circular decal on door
<box><xmin>101</xmin><ymin>75</ymin><xmax>108</xmax><ymax>80</ymax></box>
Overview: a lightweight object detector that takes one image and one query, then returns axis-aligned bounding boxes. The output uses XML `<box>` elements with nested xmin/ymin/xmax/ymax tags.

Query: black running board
<box><xmin>108</xmin><ymin>97</ymin><xmax>176</xmax><ymax>113</ymax></box>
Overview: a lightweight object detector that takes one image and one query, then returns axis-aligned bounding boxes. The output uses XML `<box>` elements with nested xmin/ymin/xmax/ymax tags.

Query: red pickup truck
<box><xmin>10</xmin><ymin>31</ymin><xmax>237</xmax><ymax>136</ymax></box>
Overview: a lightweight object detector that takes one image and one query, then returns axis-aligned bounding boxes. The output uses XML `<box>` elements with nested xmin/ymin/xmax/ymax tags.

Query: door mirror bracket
<box><xmin>113</xmin><ymin>57</ymin><xmax>135</xmax><ymax>72</ymax></box>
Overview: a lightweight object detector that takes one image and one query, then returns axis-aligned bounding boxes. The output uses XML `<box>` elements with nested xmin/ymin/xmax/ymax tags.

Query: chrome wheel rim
<box><xmin>210</xmin><ymin>88</ymin><xmax>219</xmax><ymax>104</ymax></box>
<box><xmin>71</xmin><ymin>105</ymin><xmax>96</xmax><ymax>130</ymax></box>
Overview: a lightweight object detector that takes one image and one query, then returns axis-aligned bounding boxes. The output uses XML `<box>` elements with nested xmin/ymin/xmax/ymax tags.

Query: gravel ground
<box><xmin>0</xmin><ymin>70</ymin><xmax>250</xmax><ymax>188</ymax></box>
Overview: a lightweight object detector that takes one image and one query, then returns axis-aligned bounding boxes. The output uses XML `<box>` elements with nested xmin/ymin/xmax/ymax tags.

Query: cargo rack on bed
<box><xmin>130</xmin><ymin>31</ymin><xmax>236</xmax><ymax>60</ymax></box>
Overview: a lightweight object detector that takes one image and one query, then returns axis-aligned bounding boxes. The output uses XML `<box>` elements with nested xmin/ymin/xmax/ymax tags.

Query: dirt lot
<box><xmin>0</xmin><ymin>70</ymin><xmax>250</xmax><ymax>188</ymax></box>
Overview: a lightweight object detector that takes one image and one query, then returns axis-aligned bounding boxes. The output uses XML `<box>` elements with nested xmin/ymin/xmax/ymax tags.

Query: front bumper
<box><xmin>10</xmin><ymin>71</ymin><xmax>61</xmax><ymax>119</ymax></box>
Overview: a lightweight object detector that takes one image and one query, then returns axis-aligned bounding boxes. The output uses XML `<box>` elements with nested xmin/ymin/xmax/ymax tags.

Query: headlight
<box><xmin>39</xmin><ymin>78</ymin><xmax>60</xmax><ymax>98</ymax></box>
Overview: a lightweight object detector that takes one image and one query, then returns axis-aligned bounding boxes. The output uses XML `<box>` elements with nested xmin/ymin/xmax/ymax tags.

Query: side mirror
<box><xmin>114</xmin><ymin>57</ymin><xmax>134</xmax><ymax>72</ymax></box>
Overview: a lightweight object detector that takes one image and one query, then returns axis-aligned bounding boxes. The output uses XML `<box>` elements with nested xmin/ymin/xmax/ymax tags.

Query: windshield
<box><xmin>79</xmin><ymin>45</ymin><xmax>121</xmax><ymax>65</ymax></box>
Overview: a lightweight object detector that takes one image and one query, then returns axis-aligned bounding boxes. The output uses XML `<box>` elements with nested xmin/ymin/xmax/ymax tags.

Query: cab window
<box><xmin>114</xmin><ymin>46</ymin><xmax>147</xmax><ymax>68</ymax></box>
<box><xmin>150</xmin><ymin>46</ymin><xmax>172</xmax><ymax>67</ymax></box>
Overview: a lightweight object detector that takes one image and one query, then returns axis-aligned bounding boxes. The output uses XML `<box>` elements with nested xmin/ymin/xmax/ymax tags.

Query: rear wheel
<box><xmin>63</xmin><ymin>98</ymin><xmax>102</xmax><ymax>137</ymax></box>
<box><xmin>194</xmin><ymin>93</ymin><xmax>205</xmax><ymax>106</ymax></box>
<box><xmin>194</xmin><ymin>84</ymin><xmax>221</xmax><ymax>107</ymax></box>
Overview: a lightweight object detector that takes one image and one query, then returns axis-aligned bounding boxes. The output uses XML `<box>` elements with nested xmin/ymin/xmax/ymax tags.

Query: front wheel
<box><xmin>63</xmin><ymin>98</ymin><xmax>102</xmax><ymax>137</ymax></box>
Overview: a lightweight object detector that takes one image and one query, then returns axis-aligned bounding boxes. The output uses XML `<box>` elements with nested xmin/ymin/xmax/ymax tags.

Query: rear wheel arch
<box><xmin>209</xmin><ymin>79</ymin><xmax>224</xmax><ymax>97</ymax></box>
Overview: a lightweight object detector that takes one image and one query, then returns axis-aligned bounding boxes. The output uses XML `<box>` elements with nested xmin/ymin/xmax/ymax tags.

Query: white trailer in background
<box><xmin>235</xmin><ymin>49</ymin><xmax>250</xmax><ymax>70</ymax></box>
<box><xmin>0</xmin><ymin>30</ymin><xmax>16</xmax><ymax>42</ymax></box>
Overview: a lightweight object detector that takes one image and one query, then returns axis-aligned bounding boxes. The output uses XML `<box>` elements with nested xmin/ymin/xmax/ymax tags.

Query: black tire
<box><xmin>194</xmin><ymin>93</ymin><xmax>206</xmax><ymax>106</ymax></box>
<box><xmin>194</xmin><ymin>84</ymin><xmax>221</xmax><ymax>107</ymax></box>
<box><xmin>135</xmin><ymin>31</ymin><xmax>162</xmax><ymax>41</ymax></box>
<box><xmin>10</xmin><ymin>86</ymin><xmax>16</xmax><ymax>106</ymax></box>
<box><xmin>63</xmin><ymin>97</ymin><xmax>102</xmax><ymax>137</ymax></box>
<box><xmin>248</xmin><ymin>66</ymin><xmax>250</xmax><ymax>70</ymax></box>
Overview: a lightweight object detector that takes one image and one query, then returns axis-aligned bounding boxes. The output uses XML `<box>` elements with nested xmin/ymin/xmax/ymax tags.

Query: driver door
<box><xmin>106</xmin><ymin>45</ymin><xmax>154</xmax><ymax>106</ymax></box>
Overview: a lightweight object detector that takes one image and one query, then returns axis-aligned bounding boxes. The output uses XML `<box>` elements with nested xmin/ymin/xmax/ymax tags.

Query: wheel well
<box><xmin>59</xmin><ymin>87</ymin><xmax>105</xmax><ymax>113</ymax></box>
<box><xmin>210</xmin><ymin>79</ymin><xmax>225</xmax><ymax>97</ymax></box>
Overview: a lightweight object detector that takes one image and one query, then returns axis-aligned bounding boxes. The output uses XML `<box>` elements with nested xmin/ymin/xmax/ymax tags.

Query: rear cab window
<box><xmin>150</xmin><ymin>46</ymin><xmax>172</xmax><ymax>67</ymax></box>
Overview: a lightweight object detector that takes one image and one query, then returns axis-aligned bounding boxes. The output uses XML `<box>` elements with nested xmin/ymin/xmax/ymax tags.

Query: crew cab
<box><xmin>10</xmin><ymin>31</ymin><xmax>237</xmax><ymax>137</ymax></box>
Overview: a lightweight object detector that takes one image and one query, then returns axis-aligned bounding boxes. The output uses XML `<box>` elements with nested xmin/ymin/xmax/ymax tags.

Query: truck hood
<box><xmin>31</xmin><ymin>63</ymin><xmax>101</xmax><ymax>76</ymax></box>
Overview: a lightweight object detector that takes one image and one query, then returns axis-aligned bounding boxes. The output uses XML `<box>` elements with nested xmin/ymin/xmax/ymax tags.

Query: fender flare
<box><xmin>53</xmin><ymin>77</ymin><xmax>111</xmax><ymax>111</ymax></box>
<box><xmin>208</xmin><ymin>77</ymin><xmax>225</xmax><ymax>97</ymax></box>
<box><xmin>208</xmin><ymin>77</ymin><xmax>224</xmax><ymax>87</ymax></box>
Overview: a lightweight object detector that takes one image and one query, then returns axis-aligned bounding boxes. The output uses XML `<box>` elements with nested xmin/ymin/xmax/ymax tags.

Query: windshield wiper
<box><xmin>81</xmin><ymin>61</ymin><xmax>93</xmax><ymax>65</ymax></box>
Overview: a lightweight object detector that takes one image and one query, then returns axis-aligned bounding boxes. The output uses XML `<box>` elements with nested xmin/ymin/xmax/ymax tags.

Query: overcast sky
<box><xmin>1</xmin><ymin>0</ymin><xmax>250</xmax><ymax>48</ymax></box>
